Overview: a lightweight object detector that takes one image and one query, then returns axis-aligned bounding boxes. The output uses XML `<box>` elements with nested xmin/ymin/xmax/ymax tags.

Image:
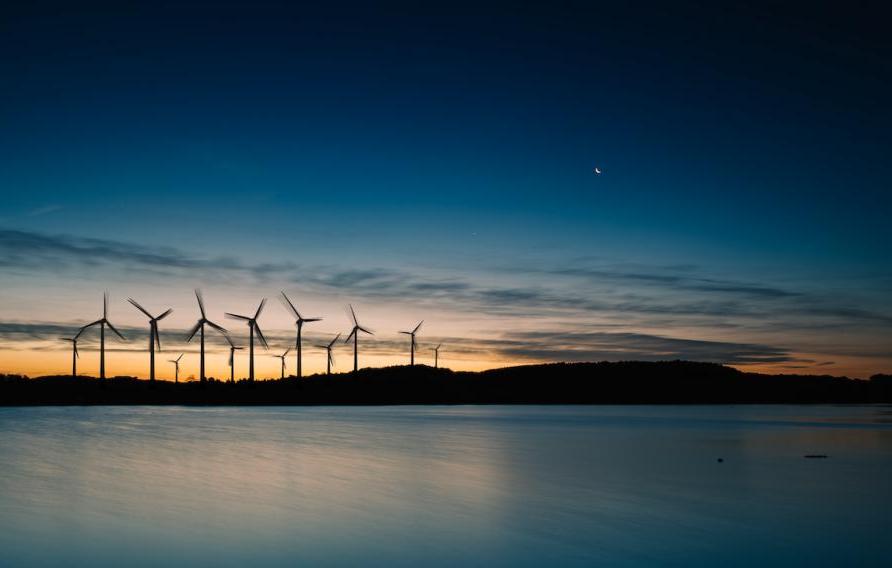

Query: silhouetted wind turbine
<box><xmin>399</xmin><ymin>320</ymin><xmax>423</xmax><ymax>366</ymax></box>
<box><xmin>317</xmin><ymin>333</ymin><xmax>340</xmax><ymax>375</ymax></box>
<box><xmin>226</xmin><ymin>299</ymin><xmax>268</xmax><ymax>382</ymax></box>
<box><xmin>186</xmin><ymin>290</ymin><xmax>228</xmax><ymax>383</ymax></box>
<box><xmin>273</xmin><ymin>347</ymin><xmax>291</xmax><ymax>380</ymax></box>
<box><xmin>128</xmin><ymin>298</ymin><xmax>172</xmax><ymax>382</ymax></box>
<box><xmin>60</xmin><ymin>328</ymin><xmax>85</xmax><ymax>377</ymax></box>
<box><xmin>80</xmin><ymin>293</ymin><xmax>126</xmax><ymax>380</ymax></box>
<box><xmin>280</xmin><ymin>291</ymin><xmax>322</xmax><ymax>379</ymax></box>
<box><xmin>169</xmin><ymin>353</ymin><xmax>183</xmax><ymax>383</ymax></box>
<box><xmin>344</xmin><ymin>305</ymin><xmax>373</xmax><ymax>372</ymax></box>
<box><xmin>432</xmin><ymin>343</ymin><xmax>442</xmax><ymax>368</ymax></box>
<box><xmin>225</xmin><ymin>335</ymin><xmax>242</xmax><ymax>383</ymax></box>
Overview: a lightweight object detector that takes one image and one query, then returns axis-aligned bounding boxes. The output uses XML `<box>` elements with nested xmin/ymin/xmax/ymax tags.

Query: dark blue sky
<box><xmin>1</xmin><ymin>1</ymin><xmax>890</xmax><ymax>377</ymax></box>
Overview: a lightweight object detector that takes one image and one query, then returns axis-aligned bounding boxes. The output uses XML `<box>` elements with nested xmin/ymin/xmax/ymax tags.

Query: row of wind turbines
<box><xmin>61</xmin><ymin>291</ymin><xmax>443</xmax><ymax>382</ymax></box>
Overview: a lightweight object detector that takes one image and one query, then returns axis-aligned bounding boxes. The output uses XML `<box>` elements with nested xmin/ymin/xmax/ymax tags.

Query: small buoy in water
<box><xmin>717</xmin><ymin>458</ymin><xmax>724</xmax><ymax>463</ymax></box>
<box><xmin>804</xmin><ymin>454</ymin><xmax>828</xmax><ymax>459</ymax></box>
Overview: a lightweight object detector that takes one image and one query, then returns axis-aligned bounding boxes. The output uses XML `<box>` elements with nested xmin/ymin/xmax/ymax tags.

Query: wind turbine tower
<box><xmin>169</xmin><ymin>353</ymin><xmax>184</xmax><ymax>383</ymax></box>
<box><xmin>225</xmin><ymin>336</ymin><xmax>243</xmax><ymax>383</ymax></box>
<box><xmin>273</xmin><ymin>347</ymin><xmax>291</xmax><ymax>380</ymax></box>
<box><xmin>318</xmin><ymin>333</ymin><xmax>341</xmax><ymax>375</ymax></box>
<box><xmin>344</xmin><ymin>305</ymin><xmax>373</xmax><ymax>372</ymax></box>
<box><xmin>399</xmin><ymin>320</ymin><xmax>423</xmax><ymax>366</ymax></box>
<box><xmin>80</xmin><ymin>293</ymin><xmax>126</xmax><ymax>380</ymax></box>
<box><xmin>60</xmin><ymin>328</ymin><xmax>84</xmax><ymax>377</ymax></box>
<box><xmin>281</xmin><ymin>291</ymin><xmax>321</xmax><ymax>379</ymax></box>
<box><xmin>226</xmin><ymin>299</ymin><xmax>269</xmax><ymax>382</ymax></box>
<box><xmin>186</xmin><ymin>290</ymin><xmax>228</xmax><ymax>383</ymax></box>
<box><xmin>128</xmin><ymin>298</ymin><xmax>173</xmax><ymax>381</ymax></box>
<box><xmin>433</xmin><ymin>343</ymin><xmax>442</xmax><ymax>369</ymax></box>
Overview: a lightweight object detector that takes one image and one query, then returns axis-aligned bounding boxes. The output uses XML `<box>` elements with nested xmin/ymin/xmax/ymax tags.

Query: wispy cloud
<box><xmin>27</xmin><ymin>205</ymin><xmax>64</xmax><ymax>217</ymax></box>
<box><xmin>0</xmin><ymin>320</ymin><xmax>796</xmax><ymax>366</ymax></box>
<box><xmin>2</xmin><ymin>228</ymin><xmax>891</xmax><ymax>342</ymax></box>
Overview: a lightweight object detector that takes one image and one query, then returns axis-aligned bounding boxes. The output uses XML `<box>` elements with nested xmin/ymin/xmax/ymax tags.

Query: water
<box><xmin>1</xmin><ymin>405</ymin><xmax>890</xmax><ymax>567</ymax></box>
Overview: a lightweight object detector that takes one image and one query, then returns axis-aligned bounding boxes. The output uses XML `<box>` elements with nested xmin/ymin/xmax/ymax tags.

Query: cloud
<box><xmin>541</xmin><ymin>266</ymin><xmax>801</xmax><ymax>299</ymax></box>
<box><xmin>27</xmin><ymin>205</ymin><xmax>64</xmax><ymax>217</ymax></box>
<box><xmin>0</xmin><ymin>320</ymin><xmax>794</xmax><ymax>366</ymax></box>
<box><xmin>483</xmin><ymin>330</ymin><xmax>797</xmax><ymax>365</ymax></box>
<box><xmin>2</xmin><ymin>228</ymin><xmax>891</xmax><ymax>332</ymax></box>
<box><xmin>0</xmin><ymin>228</ymin><xmax>242</xmax><ymax>274</ymax></box>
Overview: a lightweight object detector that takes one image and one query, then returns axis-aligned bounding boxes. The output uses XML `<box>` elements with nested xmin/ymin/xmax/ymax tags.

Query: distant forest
<box><xmin>3</xmin><ymin>361</ymin><xmax>891</xmax><ymax>405</ymax></box>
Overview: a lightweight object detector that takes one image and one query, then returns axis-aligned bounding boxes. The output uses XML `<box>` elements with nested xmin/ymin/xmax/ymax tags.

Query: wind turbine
<box><xmin>80</xmin><ymin>292</ymin><xmax>126</xmax><ymax>380</ymax></box>
<box><xmin>186</xmin><ymin>290</ymin><xmax>228</xmax><ymax>383</ymax></box>
<box><xmin>317</xmin><ymin>333</ymin><xmax>340</xmax><ymax>375</ymax></box>
<box><xmin>399</xmin><ymin>320</ymin><xmax>423</xmax><ymax>366</ymax></box>
<box><xmin>432</xmin><ymin>343</ymin><xmax>442</xmax><ymax>369</ymax></box>
<box><xmin>60</xmin><ymin>328</ymin><xmax>85</xmax><ymax>377</ymax></box>
<box><xmin>128</xmin><ymin>298</ymin><xmax>173</xmax><ymax>382</ymax></box>
<box><xmin>169</xmin><ymin>353</ymin><xmax>184</xmax><ymax>383</ymax></box>
<box><xmin>344</xmin><ymin>305</ymin><xmax>373</xmax><ymax>372</ymax></box>
<box><xmin>225</xmin><ymin>335</ymin><xmax>243</xmax><ymax>383</ymax></box>
<box><xmin>273</xmin><ymin>347</ymin><xmax>291</xmax><ymax>380</ymax></box>
<box><xmin>280</xmin><ymin>291</ymin><xmax>322</xmax><ymax>379</ymax></box>
<box><xmin>226</xmin><ymin>299</ymin><xmax>268</xmax><ymax>382</ymax></box>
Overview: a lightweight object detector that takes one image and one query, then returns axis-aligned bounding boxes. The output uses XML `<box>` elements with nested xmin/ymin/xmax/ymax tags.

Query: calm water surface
<box><xmin>1</xmin><ymin>405</ymin><xmax>890</xmax><ymax>566</ymax></box>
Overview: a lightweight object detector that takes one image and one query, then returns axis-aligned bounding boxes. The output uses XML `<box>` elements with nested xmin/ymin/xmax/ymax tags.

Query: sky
<box><xmin>1</xmin><ymin>1</ymin><xmax>890</xmax><ymax>379</ymax></box>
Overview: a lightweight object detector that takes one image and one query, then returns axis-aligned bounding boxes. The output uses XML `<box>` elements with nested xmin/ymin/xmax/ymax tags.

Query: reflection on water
<box><xmin>1</xmin><ymin>405</ymin><xmax>890</xmax><ymax>566</ymax></box>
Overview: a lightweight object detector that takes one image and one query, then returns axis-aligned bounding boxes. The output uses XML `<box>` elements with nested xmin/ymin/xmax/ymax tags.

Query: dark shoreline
<box><xmin>3</xmin><ymin>361</ymin><xmax>891</xmax><ymax>406</ymax></box>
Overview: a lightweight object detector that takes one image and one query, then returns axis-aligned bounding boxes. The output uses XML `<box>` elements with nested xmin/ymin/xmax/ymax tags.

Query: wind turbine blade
<box><xmin>156</xmin><ymin>308</ymin><xmax>173</xmax><ymax>321</ymax></box>
<box><xmin>176</xmin><ymin>353</ymin><xmax>184</xmax><ymax>362</ymax></box>
<box><xmin>103</xmin><ymin>292</ymin><xmax>108</xmax><ymax>319</ymax></box>
<box><xmin>186</xmin><ymin>321</ymin><xmax>202</xmax><ymax>342</ymax></box>
<box><xmin>73</xmin><ymin>326</ymin><xmax>85</xmax><ymax>340</ymax></box>
<box><xmin>206</xmin><ymin>320</ymin><xmax>229</xmax><ymax>335</ymax></box>
<box><xmin>127</xmin><ymin>298</ymin><xmax>152</xmax><ymax>318</ymax></box>
<box><xmin>254</xmin><ymin>298</ymin><xmax>267</xmax><ymax>320</ymax></box>
<box><xmin>82</xmin><ymin>319</ymin><xmax>103</xmax><ymax>329</ymax></box>
<box><xmin>413</xmin><ymin>320</ymin><xmax>423</xmax><ymax>334</ymax></box>
<box><xmin>305</xmin><ymin>317</ymin><xmax>322</xmax><ymax>323</ymax></box>
<box><xmin>399</xmin><ymin>331</ymin><xmax>412</xmax><ymax>335</ymax></box>
<box><xmin>328</xmin><ymin>333</ymin><xmax>341</xmax><ymax>348</ymax></box>
<box><xmin>358</xmin><ymin>326</ymin><xmax>374</xmax><ymax>335</ymax></box>
<box><xmin>195</xmin><ymin>289</ymin><xmax>206</xmax><ymax>318</ymax></box>
<box><xmin>349</xmin><ymin>304</ymin><xmax>358</xmax><ymax>326</ymax></box>
<box><xmin>106</xmin><ymin>321</ymin><xmax>126</xmax><ymax>340</ymax></box>
<box><xmin>154</xmin><ymin>323</ymin><xmax>162</xmax><ymax>350</ymax></box>
<box><xmin>283</xmin><ymin>347</ymin><xmax>291</xmax><ymax>357</ymax></box>
<box><xmin>74</xmin><ymin>345</ymin><xmax>79</xmax><ymax>358</ymax></box>
<box><xmin>225</xmin><ymin>313</ymin><xmax>251</xmax><ymax>321</ymax></box>
<box><xmin>345</xmin><ymin>328</ymin><xmax>356</xmax><ymax>343</ymax></box>
<box><xmin>280</xmin><ymin>291</ymin><xmax>299</xmax><ymax>318</ymax></box>
<box><xmin>254</xmin><ymin>324</ymin><xmax>269</xmax><ymax>349</ymax></box>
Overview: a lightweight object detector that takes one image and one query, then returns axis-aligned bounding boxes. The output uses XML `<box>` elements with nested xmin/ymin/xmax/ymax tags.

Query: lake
<box><xmin>1</xmin><ymin>405</ymin><xmax>890</xmax><ymax>566</ymax></box>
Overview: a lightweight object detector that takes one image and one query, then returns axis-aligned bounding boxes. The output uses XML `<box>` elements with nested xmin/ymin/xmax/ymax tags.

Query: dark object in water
<box><xmin>717</xmin><ymin>458</ymin><xmax>724</xmax><ymax>463</ymax></box>
<box><xmin>804</xmin><ymin>454</ymin><xmax>828</xmax><ymax>459</ymax></box>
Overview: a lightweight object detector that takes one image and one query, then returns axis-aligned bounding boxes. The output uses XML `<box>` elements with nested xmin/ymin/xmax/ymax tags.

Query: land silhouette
<box><xmin>2</xmin><ymin>361</ymin><xmax>891</xmax><ymax>405</ymax></box>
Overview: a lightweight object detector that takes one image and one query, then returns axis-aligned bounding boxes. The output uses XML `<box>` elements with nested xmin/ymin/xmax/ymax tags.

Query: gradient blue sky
<box><xmin>1</xmin><ymin>1</ymin><xmax>890</xmax><ymax>378</ymax></box>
